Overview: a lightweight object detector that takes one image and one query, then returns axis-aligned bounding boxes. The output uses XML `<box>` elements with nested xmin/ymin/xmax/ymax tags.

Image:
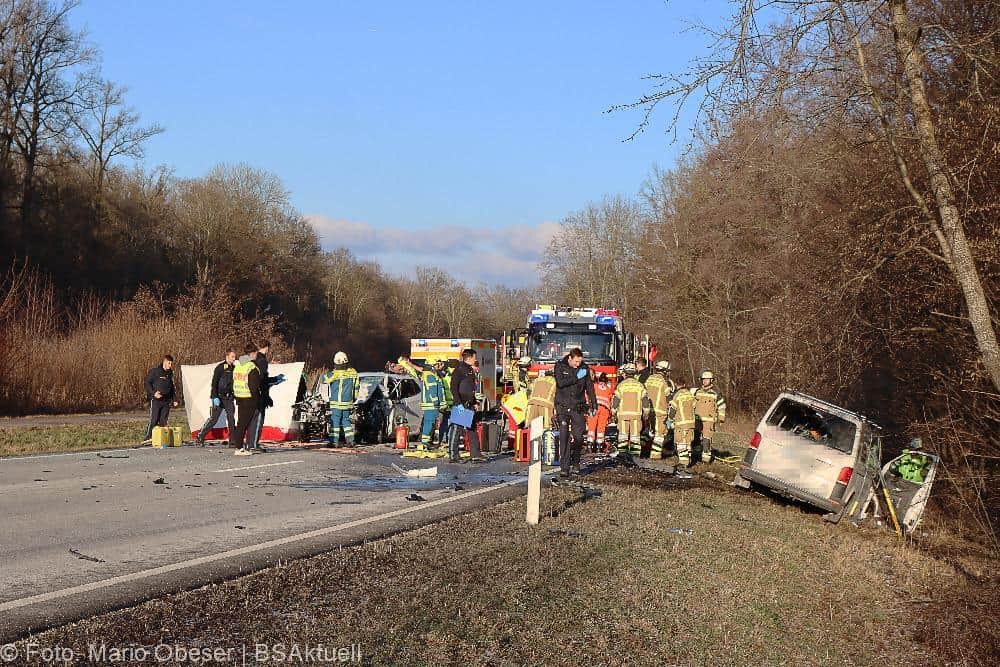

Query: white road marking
<box><xmin>0</xmin><ymin>478</ymin><xmax>526</xmax><ymax>612</ymax></box>
<box><xmin>212</xmin><ymin>460</ymin><xmax>304</xmax><ymax>473</ymax></box>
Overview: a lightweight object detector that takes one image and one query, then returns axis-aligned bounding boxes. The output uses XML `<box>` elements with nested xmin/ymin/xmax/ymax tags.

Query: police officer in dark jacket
<box><xmin>247</xmin><ymin>340</ymin><xmax>285</xmax><ymax>452</ymax></box>
<box><xmin>554</xmin><ymin>348</ymin><xmax>597</xmax><ymax>477</ymax></box>
<box><xmin>196</xmin><ymin>348</ymin><xmax>237</xmax><ymax>446</ymax></box>
<box><xmin>448</xmin><ymin>348</ymin><xmax>482</xmax><ymax>461</ymax></box>
<box><xmin>143</xmin><ymin>354</ymin><xmax>179</xmax><ymax>441</ymax></box>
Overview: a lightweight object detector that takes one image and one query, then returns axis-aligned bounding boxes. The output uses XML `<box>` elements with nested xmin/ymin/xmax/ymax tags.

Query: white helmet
<box><xmin>655</xmin><ymin>360</ymin><xmax>672</xmax><ymax>372</ymax></box>
<box><xmin>334</xmin><ymin>351</ymin><xmax>349</xmax><ymax>365</ymax></box>
<box><xmin>518</xmin><ymin>356</ymin><xmax>532</xmax><ymax>366</ymax></box>
<box><xmin>700</xmin><ymin>370</ymin><xmax>714</xmax><ymax>380</ymax></box>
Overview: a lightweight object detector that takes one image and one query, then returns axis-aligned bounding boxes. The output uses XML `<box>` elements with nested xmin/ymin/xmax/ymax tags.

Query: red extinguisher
<box><xmin>394</xmin><ymin>424</ymin><xmax>409</xmax><ymax>449</ymax></box>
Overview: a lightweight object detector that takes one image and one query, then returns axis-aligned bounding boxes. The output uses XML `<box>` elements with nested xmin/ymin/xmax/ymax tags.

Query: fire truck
<box><xmin>501</xmin><ymin>305</ymin><xmax>646</xmax><ymax>388</ymax></box>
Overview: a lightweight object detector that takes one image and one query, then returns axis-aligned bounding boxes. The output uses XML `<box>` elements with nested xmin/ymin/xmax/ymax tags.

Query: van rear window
<box><xmin>765</xmin><ymin>398</ymin><xmax>857</xmax><ymax>454</ymax></box>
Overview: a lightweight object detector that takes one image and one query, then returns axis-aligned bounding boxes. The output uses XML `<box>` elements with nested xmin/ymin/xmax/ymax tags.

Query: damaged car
<box><xmin>292</xmin><ymin>371</ymin><xmax>423</xmax><ymax>444</ymax></box>
<box><xmin>733</xmin><ymin>390</ymin><xmax>938</xmax><ymax>533</ymax></box>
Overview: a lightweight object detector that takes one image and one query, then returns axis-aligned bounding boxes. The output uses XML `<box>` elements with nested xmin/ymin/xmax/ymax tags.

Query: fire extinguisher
<box><xmin>394</xmin><ymin>424</ymin><xmax>409</xmax><ymax>449</ymax></box>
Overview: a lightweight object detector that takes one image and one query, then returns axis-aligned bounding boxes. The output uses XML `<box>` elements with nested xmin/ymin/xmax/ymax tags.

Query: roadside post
<box><xmin>526</xmin><ymin>416</ymin><xmax>543</xmax><ymax>525</ymax></box>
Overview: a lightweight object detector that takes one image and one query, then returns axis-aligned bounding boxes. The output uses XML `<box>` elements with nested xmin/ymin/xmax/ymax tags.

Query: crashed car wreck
<box><xmin>732</xmin><ymin>390</ymin><xmax>939</xmax><ymax>534</ymax></box>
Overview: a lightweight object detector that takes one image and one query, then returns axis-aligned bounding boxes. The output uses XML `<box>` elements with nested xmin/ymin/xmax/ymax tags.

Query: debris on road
<box><xmin>234</xmin><ymin>525</ymin><xmax>246</xmax><ymax>530</ymax></box>
<box><xmin>667</xmin><ymin>528</ymin><xmax>694</xmax><ymax>536</ymax></box>
<box><xmin>152</xmin><ymin>477</ymin><xmax>166</xmax><ymax>484</ymax></box>
<box><xmin>69</xmin><ymin>548</ymin><xmax>105</xmax><ymax>563</ymax></box>
<box><xmin>391</xmin><ymin>463</ymin><xmax>438</xmax><ymax>478</ymax></box>
<box><xmin>405</xmin><ymin>493</ymin><xmax>426</xmax><ymax>502</ymax></box>
<box><xmin>547</xmin><ymin>529</ymin><xmax>583</xmax><ymax>538</ymax></box>
<box><xmin>97</xmin><ymin>453</ymin><xmax>129</xmax><ymax>459</ymax></box>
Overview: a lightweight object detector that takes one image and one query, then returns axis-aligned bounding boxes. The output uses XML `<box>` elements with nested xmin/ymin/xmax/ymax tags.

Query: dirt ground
<box><xmin>13</xmin><ymin>446</ymin><xmax>998</xmax><ymax>666</ymax></box>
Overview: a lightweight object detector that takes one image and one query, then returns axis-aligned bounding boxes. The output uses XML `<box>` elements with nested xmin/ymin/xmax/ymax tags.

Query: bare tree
<box><xmin>72</xmin><ymin>79</ymin><xmax>162</xmax><ymax>194</ymax></box>
<box><xmin>619</xmin><ymin>0</ymin><xmax>1000</xmax><ymax>390</ymax></box>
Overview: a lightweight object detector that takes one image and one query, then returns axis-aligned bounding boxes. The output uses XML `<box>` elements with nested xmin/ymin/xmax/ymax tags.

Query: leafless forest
<box><xmin>1</xmin><ymin>1</ymin><xmax>996</xmax><ymax>534</ymax></box>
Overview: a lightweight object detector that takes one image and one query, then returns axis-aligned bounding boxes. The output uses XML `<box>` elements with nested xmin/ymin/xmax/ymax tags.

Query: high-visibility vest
<box><xmin>615</xmin><ymin>378</ymin><xmax>647</xmax><ymax>418</ymax></box>
<box><xmin>693</xmin><ymin>387</ymin><xmax>726</xmax><ymax>422</ymax></box>
<box><xmin>527</xmin><ymin>375</ymin><xmax>556</xmax><ymax>409</ymax></box>
<box><xmin>323</xmin><ymin>367</ymin><xmax>359</xmax><ymax>409</ymax></box>
<box><xmin>441</xmin><ymin>369</ymin><xmax>454</xmax><ymax>406</ymax></box>
<box><xmin>594</xmin><ymin>381</ymin><xmax>613</xmax><ymax>410</ymax></box>
<box><xmin>420</xmin><ymin>369</ymin><xmax>443</xmax><ymax>410</ymax></box>
<box><xmin>233</xmin><ymin>360</ymin><xmax>258</xmax><ymax>399</ymax></box>
<box><xmin>670</xmin><ymin>389</ymin><xmax>696</xmax><ymax>427</ymax></box>
<box><xmin>644</xmin><ymin>374</ymin><xmax>671</xmax><ymax>414</ymax></box>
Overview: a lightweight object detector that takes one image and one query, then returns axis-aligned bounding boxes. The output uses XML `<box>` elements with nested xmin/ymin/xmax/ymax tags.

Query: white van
<box><xmin>733</xmin><ymin>391</ymin><xmax>938</xmax><ymax>531</ymax></box>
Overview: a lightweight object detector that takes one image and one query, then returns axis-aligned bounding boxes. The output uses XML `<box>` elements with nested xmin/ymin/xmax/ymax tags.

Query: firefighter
<box><xmin>417</xmin><ymin>359</ymin><xmax>444</xmax><ymax>450</ymax></box>
<box><xmin>525</xmin><ymin>371</ymin><xmax>556</xmax><ymax>430</ymax></box>
<box><xmin>644</xmin><ymin>360</ymin><xmax>674</xmax><ymax>459</ymax></box>
<box><xmin>321</xmin><ymin>352</ymin><xmax>360</xmax><ymax>446</ymax></box>
<box><xmin>512</xmin><ymin>356</ymin><xmax>532</xmax><ymax>393</ymax></box>
<box><xmin>396</xmin><ymin>355</ymin><xmax>420</xmax><ymax>379</ymax></box>
<box><xmin>587</xmin><ymin>371</ymin><xmax>614</xmax><ymax>451</ymax></box>
<box><xmin>669</xmin><ymin>381</ymin><xmax>697</xmax><ymax>467</ymax></box>
<box><xmin>692</xmin><ymin>370</ymin><xmax>727</xmax><ymax>464</ymax></box>
<box><xmin>614</xmin><ymin>364</ymin><xmax>649</xmax><ymax>457</ymax></box>
<box><xmin>433</xmin><ymin>356</ymin><xmax>453</xmax><ymax>446</ymax></box>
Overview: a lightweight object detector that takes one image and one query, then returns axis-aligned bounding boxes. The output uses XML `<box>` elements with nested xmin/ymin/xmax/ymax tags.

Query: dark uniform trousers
<box><xmin>557</xmin><ymin>405</ymin><xmax>587</xmax><ymax>474</ymax></box>
<box><xmin>197</xmin><ymin>398</ymin><xmax>236</xmax><ymax>443</ymax></box>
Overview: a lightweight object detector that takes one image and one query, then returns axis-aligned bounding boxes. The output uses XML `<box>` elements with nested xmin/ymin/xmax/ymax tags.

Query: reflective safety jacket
<box><xmin>669</xmin><ymin>388</ymin><xmax>696</xmax><ymax>428</ymax></box>
<box><xmin>896</xmin><ymin>449</ymin><xmax>930</xmax><ymax>484</ymax></box>
<box><xmin>593</xmin><ymin>381</ymin><xmax>614</xmax><ymax>411</ymax></box>
<box><xmin>322</xmin><ymin>367</ymin><xmax>360</xmax><ymax>410</ymax></box>
<box><xmin>419</xmin><ymin>369</ymin><xmax>444</xmax><ymax>410</ymax></box>
<box><xmin>644</xmin><ymin>373</ymin><xmax>673</xmax><ymax>414</ymax></box>
<box><xmin>439</xmin><ymin>368</ymin><xmax>454</xmax><ymax>407</ymax></box>
<box><xmin>527</xmin><ymin>375</ymin><xmax>556</xmax><ymax>410</ymax></box>
<box><xmin>233</xmin><ymin>359</ymin><xmax>261</xmax><ymax>400</ymax></box>
<box><xmin>693</xmin><ymin>386</ymin><xmax>727</xmax><ymax>423</ymax></box>
<box><xmin>614</xmin><ymin>378</ymin><xmax>648</xmax><ymax>418</ymax></box>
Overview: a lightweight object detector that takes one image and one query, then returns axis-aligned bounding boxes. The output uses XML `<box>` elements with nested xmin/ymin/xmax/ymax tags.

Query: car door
<box><xmin>881</xmin><ymin>452</ymin><xmax>940</xmax><ymax>533</ymax></box>
<box><xmin>399</xmin><ymin>378</ymin><xmax>423</xmax><ymax>428</ymax></box>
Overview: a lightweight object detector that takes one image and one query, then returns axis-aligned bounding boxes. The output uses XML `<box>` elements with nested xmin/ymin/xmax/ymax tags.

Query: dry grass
<box><xmin>0</xmin><ymin>267</ymin><xmax>283</xmax><ymax>415</ymax></box>
<box><xmin>16</xmin><ymin>464</ymin><xmax>996</xmax><ymax>666</ymax></box>
<box><xmin>0</xmin><ymin>414</ymin><xmax>186</xmax><ymax>457</ymax></box>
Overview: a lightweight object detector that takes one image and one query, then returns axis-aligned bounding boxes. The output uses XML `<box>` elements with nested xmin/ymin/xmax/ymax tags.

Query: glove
<box><xmin>664</xmin><ymin>420</ymin><xmax>674</xmax><ymax>429</ymax></box>
<box><xmin>271</xmin><ymin>373</ymin><xmax>286</xmax><ymax>385</ymax></box>
<box><xmin>588</xmin><ymin>408</ymin><xmax>597</xmax><ymax>418</ymax></box>
<box><xmin>212</xmin><ymin>397</ymin><xmax>221</xmax><ymax>407</ymax></box>
<box><xmin>576</xmin><ymin>369</ymin><xmax>587</xmax><ymax>379</ymax></box>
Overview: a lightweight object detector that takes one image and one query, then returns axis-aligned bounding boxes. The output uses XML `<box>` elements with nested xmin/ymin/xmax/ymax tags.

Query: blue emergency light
<box><xmin>530</xmin><ymin>314</ymin><xmax>549</xmax><ymax>324</ymax></box>
<box><xmin>596</xmin><ymin>316</ymin><xmax>617</xmax><ymax>326</ymax></box>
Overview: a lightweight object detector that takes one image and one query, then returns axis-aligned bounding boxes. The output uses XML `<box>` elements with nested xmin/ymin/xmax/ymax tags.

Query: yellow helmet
<box><xmin>700</xmin><ymin>370</ymin><xmax>714</xmax><ymax>380</ymax></box>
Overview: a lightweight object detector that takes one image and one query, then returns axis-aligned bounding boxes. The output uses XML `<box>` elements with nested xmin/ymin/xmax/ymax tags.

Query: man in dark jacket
<box><xmin>232</xmin><ymin>344</ymin><xmax>262</xmax><ymax>456</ymax></box>
<box><xmin>554</xmin><ymin>348</ymin><xmax>597</xmax><ymax>477</ymax></box>
<box><xmin>636</xmin><ymin>357</ymin><xmax>651</xmax><ymax>385</ymax></box>
<box><xmin>196</xmin><ymin>348</ymin><xmax>237</xmax><ymax>446</ymax></box>
<box><xmin>247</xmin><ymin>340</ymin><xmax>285</xmax><ymax>453</ymax></box>
<box><xmin>143</xmin><ymin>354</ymin><xmax>179</xmax><ymax>442</ymax></box>
<box><xmin>448</xmin><ymin>348</ymin><xmax>482</xmax><ymax>462</ymax></box>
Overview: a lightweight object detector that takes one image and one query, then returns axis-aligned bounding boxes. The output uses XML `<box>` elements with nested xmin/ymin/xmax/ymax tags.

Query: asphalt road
<box><xmin>0</xmin><ymin>442</ymin><xmax>534</xmax><ymax>641</ymax></box>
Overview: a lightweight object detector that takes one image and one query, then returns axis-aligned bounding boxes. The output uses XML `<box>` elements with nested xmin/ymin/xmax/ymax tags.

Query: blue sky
<box><xmin>70</xmin><ymin>1</ymin><xmax>730</xmax><ymax>285</ymax></box>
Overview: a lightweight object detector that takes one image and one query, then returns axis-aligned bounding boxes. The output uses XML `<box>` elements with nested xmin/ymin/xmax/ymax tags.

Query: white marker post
<box><xmin>526</xmin><ymin>416</ymin><xmax>543</xmax><ymax>525</ymax></box>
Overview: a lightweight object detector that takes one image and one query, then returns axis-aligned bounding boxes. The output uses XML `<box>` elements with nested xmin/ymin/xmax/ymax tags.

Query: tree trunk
<box><xmin>889</xmin><ymin>0</ymin><xmax>1000</xmax><ymax>391</ymax></box>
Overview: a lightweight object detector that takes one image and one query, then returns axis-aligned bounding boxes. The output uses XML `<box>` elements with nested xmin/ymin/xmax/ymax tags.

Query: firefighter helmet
<box><xmin>655</xmin><ymin>360</ymin><xmax>671</xmax><ymax>372</ymax></box>
<box><xmin>700</xmin><ymin>370</ymin><xmax>714</xmax><ymax>381</ymax></box>
<box><xmin>333</xmin><ymin>351</ymin><xmax>349</xmax><ymax>365</ymax></box>
<box><xmin>518</xmin><ymin>356</ymin><xmax>531</xmax><ymax>366</ymax></box>
<box><xmin>621</xmin><ymin>363</ymin><xmax>637</xmax><ymax>376</ymax></box>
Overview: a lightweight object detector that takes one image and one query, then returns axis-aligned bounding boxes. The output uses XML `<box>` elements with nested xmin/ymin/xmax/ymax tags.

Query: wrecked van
<box><xmin>732</xmin><ymin>391</ymin><xmax>937</xmax><ymax>532</ymax></box>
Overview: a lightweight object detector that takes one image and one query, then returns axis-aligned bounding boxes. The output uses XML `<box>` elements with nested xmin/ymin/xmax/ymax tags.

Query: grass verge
<box><xmin>0</xmin><ymin>414</ymin><xmax>187</xmax><ymax>457</ymax></box>
<box><xmin>14</xmin><ymin>462</ymin><xmax>997</xmax><ymax>666</ymax></box>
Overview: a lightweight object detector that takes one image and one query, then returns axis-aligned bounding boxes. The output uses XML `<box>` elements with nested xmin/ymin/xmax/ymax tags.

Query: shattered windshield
<box><xmin>357</xmin><ymin>376</ymin><xmax>382</xmax><ymax>401</ymax></box>
<box><xmin>765</xmin><ymin>398</ymin><xmax>857</xmax><ymax>454</ymax></box>
<box><xmin>529</xmin><ymin>330</ymin><xmax>615</xmax><ymax>362</ymax></box>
